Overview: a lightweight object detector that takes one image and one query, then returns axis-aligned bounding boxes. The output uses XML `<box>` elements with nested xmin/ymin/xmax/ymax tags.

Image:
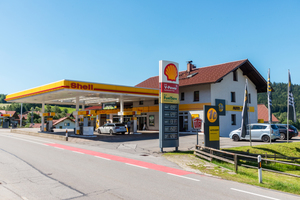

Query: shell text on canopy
<box><xmin>164</xmin><ymin>64</ymin><xmax>178</xmax><ymax>81</ymax></box>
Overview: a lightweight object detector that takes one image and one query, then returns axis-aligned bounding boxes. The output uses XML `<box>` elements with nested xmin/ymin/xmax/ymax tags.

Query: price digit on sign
<box><xmin>207</xmin><ymin>108</ymin><xmax>217</xmax><ymax>123</ymax></box>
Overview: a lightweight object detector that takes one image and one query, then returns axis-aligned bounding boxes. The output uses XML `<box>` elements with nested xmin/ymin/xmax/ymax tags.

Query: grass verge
<box><xmin>163</xmin><ymin>146</ymin><xmax>300</xmax><ymax>195</ymax></box>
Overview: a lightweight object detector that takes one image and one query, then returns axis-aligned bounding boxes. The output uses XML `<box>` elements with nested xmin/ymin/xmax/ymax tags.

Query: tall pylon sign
<box><xmin>159</xmin><ymin>60</ymin><xmax>179</xmax><ymax>152</ymax></box>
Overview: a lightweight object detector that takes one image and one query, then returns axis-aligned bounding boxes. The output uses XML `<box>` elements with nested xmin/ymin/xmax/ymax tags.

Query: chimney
<box><xmin>187</xmin><ymin>60</ymin><xmax>193</xmax><ymax>74</ymax></box>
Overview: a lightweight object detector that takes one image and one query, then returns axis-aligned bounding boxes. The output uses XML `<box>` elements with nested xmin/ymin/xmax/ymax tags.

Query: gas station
<box><xmin>5</xmin><ymin>79</ymin><xmax>159</xmax><ymax>136</ymax></box>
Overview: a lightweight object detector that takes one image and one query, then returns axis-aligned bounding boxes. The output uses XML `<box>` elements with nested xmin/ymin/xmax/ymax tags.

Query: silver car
<box><xmin>97</xmin><ymin>123</ymin><xmax>127</xmax><ymax>135</ymax></box>
<box><xmin>229</xmin><ymin>123</ymin><xmax>280</xmax><ymax>142</ymax></box>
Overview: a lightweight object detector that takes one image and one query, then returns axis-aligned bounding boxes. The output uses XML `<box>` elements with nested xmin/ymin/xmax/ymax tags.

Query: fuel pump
<box><xmin>41</xmin><ymin>112</ymin><xmax>55</xmax><ymax>132</ymax></box>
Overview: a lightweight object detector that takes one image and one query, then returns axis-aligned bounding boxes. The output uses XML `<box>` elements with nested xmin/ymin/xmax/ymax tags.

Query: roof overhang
<box><xmin>5</xmin><ymin>80</ymin><xmax>159</xmax><ymax>106</ymax></box>
<box><xmin>216</xmin><ymin>59</ymin><xmax>267</xmax><ymax>93</ymax></box>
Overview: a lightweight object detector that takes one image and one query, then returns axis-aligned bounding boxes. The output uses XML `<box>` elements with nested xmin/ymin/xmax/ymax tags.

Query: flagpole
<box><xmin>287</xmin><ymin>70</ymin><xmax>289</xmax><ymax>143</ymax></box>
<box><xmin>247</xmin><ymin>80</ymin><xmax>252</xmax><ymax>147</ymax></box>
<box><xmin>268</xmin><ymin>69</ymin><xmax>271</xmax><ymax>144</ymax></box>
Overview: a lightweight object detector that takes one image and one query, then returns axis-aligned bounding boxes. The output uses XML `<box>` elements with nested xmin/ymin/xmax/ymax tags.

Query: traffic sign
<box><xmin>193</xmin><ymin>117</ymin><xmax>202</xmax><ymax>129</ymax></box>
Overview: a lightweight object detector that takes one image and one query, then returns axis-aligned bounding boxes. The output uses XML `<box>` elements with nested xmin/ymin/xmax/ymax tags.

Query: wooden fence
<box><xmin>194</xmin><ymin>145</ymin><xmax>300</xmax><ymax>178</ymax></box>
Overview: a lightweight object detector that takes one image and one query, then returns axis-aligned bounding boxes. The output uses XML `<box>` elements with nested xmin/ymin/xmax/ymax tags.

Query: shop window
<box><xmin>248</xmin><ymin>93</ymin><xmax>251</xmax><ymax>104</ymax></box>
<box><xmin>181</xmin><ymin>92</ymin><xmax>185</xmax><ymax>101</ymax></box>
<box><xmin>154</xmin><ymin>99</ymin><xmax>158</xmax><ymax>104</ymax></box>
<box><xmin>231</xmin><ymin>92</ymin><xmax>236</xmax><ymax>102</ymax></box>
<box><xmin>139</xmin><ymin>101</ymin><xmax>143</xmax><ymax>105</ymax></box>
<box><xmin>231</xmin><ymin>114</ymin><xmax>236</xmax><ymax>125</ymax></box>
<box><xmin>233</xmin><ymin>70</ymin><xmax>238</xmax><ymax>81</ymax></box>
<box><xmin>194</xmin><ymin>91</ymin><xmax>199</xmax><ymax>102</ymax></box>
<box><xmin>149</xmin><ymin>115</ymin><xmax>155</xmax><ymax>126</ymax></box>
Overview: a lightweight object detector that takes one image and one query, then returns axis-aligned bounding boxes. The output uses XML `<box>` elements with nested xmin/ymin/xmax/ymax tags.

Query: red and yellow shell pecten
<box><xmin>164</xmin><ymin>64</ymin><xmax>178</xmax><ymax>81</ymax></box>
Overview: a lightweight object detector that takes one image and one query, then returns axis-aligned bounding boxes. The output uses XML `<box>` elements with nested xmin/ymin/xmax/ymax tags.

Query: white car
<box><xmin>97</xmin><ymin>123</ymin><xmax>127</xmax><ymax>135</ymax></box>
<box><xmin>229</xmin><ymin>123</ymin><xmax>280</xmax><ymax>142</ymax></box>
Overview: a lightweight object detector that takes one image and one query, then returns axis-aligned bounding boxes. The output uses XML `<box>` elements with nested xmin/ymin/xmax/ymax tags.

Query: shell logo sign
<box><xmin>164</xmin><ymin>64</ymin><xmax>178</xmax><ymax>81</ymax></box>
<box><xmin>159</xmin><ymin>60</ymin><xmax>179</xmax><ymax>84</ymax></box>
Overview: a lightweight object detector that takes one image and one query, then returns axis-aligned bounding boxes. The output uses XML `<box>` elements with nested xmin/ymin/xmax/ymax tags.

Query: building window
<box><xmin>248</xmin><ymin>93</ymin><xmax>251</xmax><ymax>104</ymax></box>
<box><xmin>181</xmin><ymin>92</ymin><xmax>185</xmax><ymax>101</ymax></box>
<box><xmin>154</xmin><ymin>99</ymin><xmax>158</xmax><ymax>104</ymax></box>
<box><xmin>194</xmin><ymin>91</ymin><xmax>199</xmax><ymax>102</ymax></box>
<box><xmin>231</xmin><ymin>114</ymin><xmax>236</xmax><ymax>125</ymax></box>
<box><xmin>231</xmin><ymin>92</ymin><xmax>236</xmax><ymax>102</ymax></box>
<box><xmin>139</xmin><ymin>101</ymin><xmax>143</xmax><ymax>105</ymax></box>
<box><xmin>233</xmin><ymin>70</ymin><xmax>238</xmax><ymax>81</ymax></box>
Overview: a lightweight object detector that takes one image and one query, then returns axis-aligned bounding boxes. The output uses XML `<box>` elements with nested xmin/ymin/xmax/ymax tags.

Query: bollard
<box><xmin>258</xmin><ymin>155</ymin><xmax>262</xmax><ymax>183</ymax></box>
<box><xmin>65</xmin><ymin>128</ymin><xmax>68</xmax><ymax>141</ymax></box>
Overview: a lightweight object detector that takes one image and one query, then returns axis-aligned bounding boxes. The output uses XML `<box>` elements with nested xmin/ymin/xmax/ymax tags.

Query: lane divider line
<box><xmin>54</xmin><ymin>147</ymin><xmax>64</xmax><ymax>150</ymax></box>
<box><xmin>72</xmin><ymin>151</ymin><xmax>84</xmax><ymax>154</ymax></box>
<box><xmin>126</xmin><ymin>163</ymin><xmax>148</xmax><ymax>169</ymax></box>
<box><xmin>94</xmin><ymin>156</ymin><xmax>111</xmax><ymax>161</ymax></box>
<box><xmin>230</xmin><ymin>188</ymin><xmax>280</xmax><ymax>200</ymax></box>
<box><xmin>45</xmin><ymin>143</ymin><xmax>193</xmax><ymax>176</ymax></box>
<box><xmin>167</xmin><ymin>173</ymin><xmax>200</xmax><ymax>182</ymax></box>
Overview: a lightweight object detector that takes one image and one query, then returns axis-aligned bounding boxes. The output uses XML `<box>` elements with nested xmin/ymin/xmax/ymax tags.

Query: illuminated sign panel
<box><xmin>159</xmin><ymin>61</ymin><xmax>179</xmax><ymax>84</ymax></box>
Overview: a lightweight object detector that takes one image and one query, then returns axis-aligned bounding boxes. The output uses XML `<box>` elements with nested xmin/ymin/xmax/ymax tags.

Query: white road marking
<box><xmin>167</xmin><ymin>173</ymin><xmax>200</xmax><ymax>182</ymax></box>
<box><xmin>94</xmin><ymin>156</ymin><xmax>111</xmax><ymax>160</ymax></box>
<box><xmin>125</xmin><ymin>163</ymin><xmax>148</xmax><ymax>169</ymax></box>
<box><xmin>0</xmin><ymin>134</ymin><xmax>47</xmax><ymax>146</ymax></box>
<box><xmin>231</xmin><ymin>188</ymin><xmax>280</xmax><ymax>200</ymax></box>
<box><xmin>22</xmin><ymin>197</ymin><xmax>29</xmax><ymax>200</ymax></box>
<box><xmin>54</xmin><ymin>147</ymin><xmax>64</xmax><ymax>150</ymax></box>
<box><xmin>6</xmin><ymin>134</ymin><xmax>55</xmax><ymax>144</ymax></box>
<box><xmin>72</xmin><ymin>151</ymin><xmax>84</xmax><ymax>154</ymax></box>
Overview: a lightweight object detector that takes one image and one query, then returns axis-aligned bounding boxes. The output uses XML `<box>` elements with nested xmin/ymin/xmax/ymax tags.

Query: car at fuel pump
<box><xmin>97</xmin><ymin>123</ymin><xmax>127</xmax><ymax>135</ymax></box>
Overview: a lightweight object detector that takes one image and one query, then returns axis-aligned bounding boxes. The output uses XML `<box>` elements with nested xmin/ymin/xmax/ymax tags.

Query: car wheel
<box><xmin>280</xmin><ymin>133</ymin><xmax>286</xmax><ymax>140</ymax></box>
<box><xmin>109</xmin><ymin>129</ymin><xmax>113</xmax><ymax>135</ymax></box>
<box><xmin>232</xmin><ymin>135</ymin><xmax>240</xmax><ymax>142</ymax></box>
<box><xmin>98</xmin><ymin>129</ymin><xmax>101</xmax><ymax>134</ymax></box>
<box><xmin>122</xmin><ymin>132</ymin><xmax>125</xmax><ymax>135</ymax></box>
<box><xmin>262</xmin><ymin>135</ymin><xmax>270</xmax><ymax>143</ymax></box>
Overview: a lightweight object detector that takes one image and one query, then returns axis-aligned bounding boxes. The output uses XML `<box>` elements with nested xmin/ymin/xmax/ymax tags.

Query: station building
<box><xmin>135</xmin><ymin>59</ymin><xmax>267</xmax><ymax>137</ymax></box>
<box><xmin>5</xmin><ymin>59</ymin><xmax>267</xmax><ymax>137</ymax></box>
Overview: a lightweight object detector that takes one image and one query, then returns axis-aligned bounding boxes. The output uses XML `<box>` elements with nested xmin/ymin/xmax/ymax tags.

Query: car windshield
<box><xmin>271</xmin><ymin>125</ymin><xmax>278</xmax><ymax>129</ymax></box>
<box><xmin>289</xmin><ymin>125</ymin><xmax>297</xmax><ymax>129</ymax></box>
<box><xmin>115</xmin><ymin>123</ymin><xmax>124</xmax><ymax>126</ymax></box>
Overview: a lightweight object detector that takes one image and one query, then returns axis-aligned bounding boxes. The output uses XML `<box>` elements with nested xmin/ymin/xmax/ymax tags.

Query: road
<box><xmin>0</xmin><ymin>129</ymin><xmax>299</xmax><ymax>200</ymax></box>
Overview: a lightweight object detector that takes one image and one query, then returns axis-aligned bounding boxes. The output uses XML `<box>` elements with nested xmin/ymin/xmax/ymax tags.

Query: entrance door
<box><xmin>138</xmin><ymin>117</ymin><xmax>147</xmax><ymax>130</ymax></box>
<box><xmin>179</xmin><ymin>116</ymin><xmax>184</xmax><ymax>131</ymax></box>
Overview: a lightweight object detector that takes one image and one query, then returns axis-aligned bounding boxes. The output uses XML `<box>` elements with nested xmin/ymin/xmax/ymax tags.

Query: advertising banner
<box><xmin>161</xmin><ymin>82</ymin><xmax>179</xmax><ymax>94</ymax></box>
<box><xmin>161</xmin><ymin>93</ymin><xmax>179</xmax><ymax>104</ymax></box>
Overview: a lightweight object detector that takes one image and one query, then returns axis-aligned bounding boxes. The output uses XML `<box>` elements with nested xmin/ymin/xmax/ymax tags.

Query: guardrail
<box><xmin>194</xmin><ymin>145</ymin><xmax>300</xmax><ymax>178</ymax></box>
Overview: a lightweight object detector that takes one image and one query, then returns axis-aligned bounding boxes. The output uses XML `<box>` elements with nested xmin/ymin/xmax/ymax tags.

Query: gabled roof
<box><xmin>53</xmin><ymin>117</ymin><xmax>75</xmax><ymax>126</ymax></box>
<box><xmin>135</xmin><ymin>59</ymin><xmax>267</xmax><ymax>93</ymax></box>
<box><xmin>257</xmin><ymin>104</ymin><xmax>279</xmax><ymax>123</ymax></box>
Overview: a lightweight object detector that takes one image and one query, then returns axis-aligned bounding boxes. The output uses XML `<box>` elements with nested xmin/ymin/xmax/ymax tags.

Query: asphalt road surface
<box><xmin>0</xmin><ymin>129</ymin><xmax>299</xmax><ymax>200</ymax></box>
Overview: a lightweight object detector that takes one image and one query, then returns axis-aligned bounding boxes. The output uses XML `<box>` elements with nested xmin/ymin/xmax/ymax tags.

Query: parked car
<box><xmin>229</xmin><ymin>123</ymin><xmax>280</xmax><ymax>142</ymax></box>
<box><xmin>276</xmin><ymin>124</ymin><xmax>298</xmax><ymax>140</ymax></box>
<box><xmin>97</xmin><ymin>123</ymin><xmax>127</xmax><ymax>135</ymax></box>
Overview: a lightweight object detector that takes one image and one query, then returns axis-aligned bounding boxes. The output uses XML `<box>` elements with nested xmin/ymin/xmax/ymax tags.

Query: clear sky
<box><xmin>1</xmin><ymin>0</ymin><xmax>300</xmax><ymax>95</ymax></box>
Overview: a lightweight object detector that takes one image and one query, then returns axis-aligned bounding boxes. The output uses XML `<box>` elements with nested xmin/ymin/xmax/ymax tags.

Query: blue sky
<box><xmin>1</xmin><ymin>0</ymin><xmax>300</xmax><ymax>94</ymax></box>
